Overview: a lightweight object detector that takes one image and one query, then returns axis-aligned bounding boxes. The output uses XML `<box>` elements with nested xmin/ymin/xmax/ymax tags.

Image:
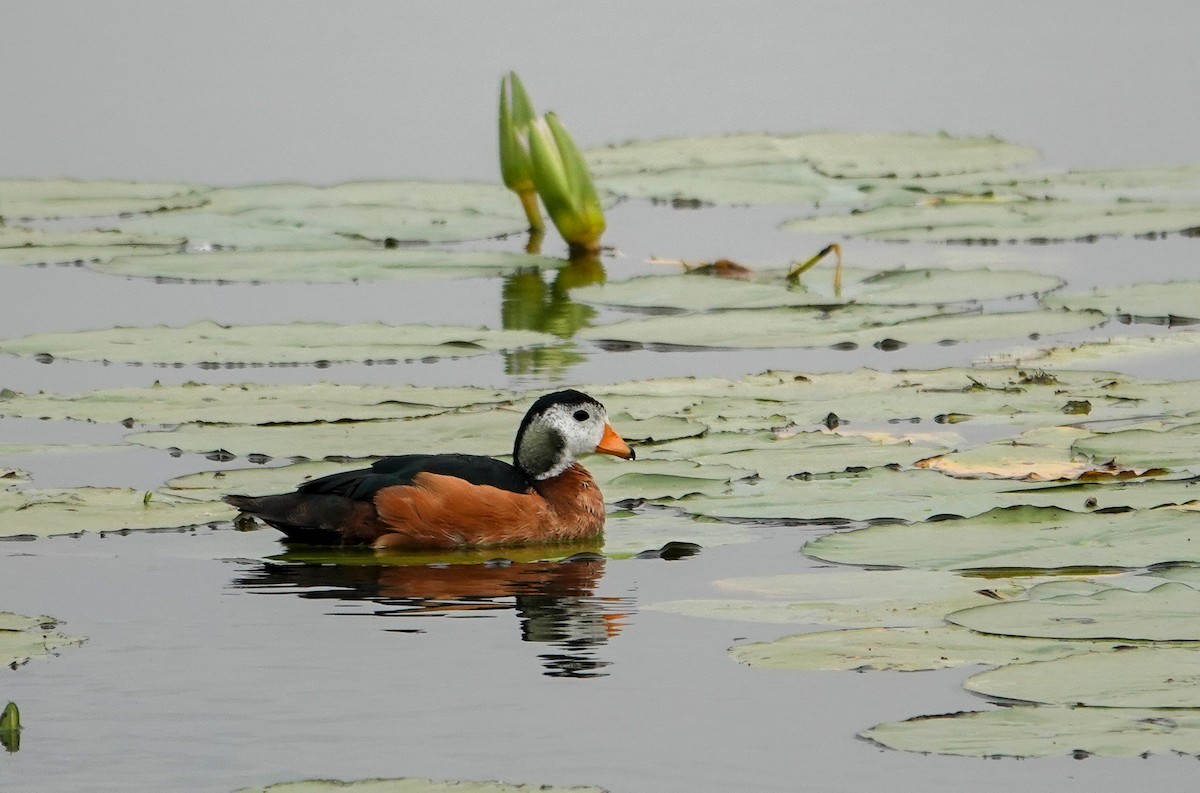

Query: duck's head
<box><xmin>513</xmin><ymin>389</ymin><xmax>635</xmax><ymax>481</ymax></box>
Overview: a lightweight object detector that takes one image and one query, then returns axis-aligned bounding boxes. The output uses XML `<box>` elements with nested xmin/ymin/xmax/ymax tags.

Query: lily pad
<box><xmin>783</xmin><ymin>199</ymin><xmax>1200</xmax><ymax>242</ymax></box>
<box><xmin>1072</xmin><ymin>422</ymin><xmax>1200</xmax><ymax>472</ymax></box>
<box><xmin>647</xmin><ymin>569</ymin><xmax>1031</xmax><ymax>628</ymax></box>
<box><xmin>804</xmin><ymin>505</ymin><xmax>1200</xmax><ymax>571</ymax></box>
<box><xmin>0</xmin><ymin>382</ymin><xmax>518</xmax><ymax>427</ymax></box>
<box><xmin>0</xmin><ymin>487</ymin><xmax>232</xmax><ymax>538</ymax></box>
<box><xmin>234</xmin><ymin>205</ymin><xmax>525</xmax><ymax>245</ymax></box>
<box><xmin>587</xmin><ymin>132</ymin><xmax>1038</xmax><ymax>179</ymax></box>
<box><xmin>0</xmin><ymin>321</ymin><xmax>556</xmax><ymax>366</ymax></box>
<box><xmin>572</xmin><ymin>267</ymin><xmax>1063</xmax><ymax>311</ymax></box>
<box><xmin>579</xmin><ymin>306</ymin><xmax>1102</xmax><ymax>350</ymax></box>
<box><xmin>948</xmin><ymin>582</ymin><xmax>1200</xmax><ymax>641</ymax></box>
<box><xmin>109</xmin><ymin>211</ymin><xmax>367</xmax><ymax>251</ymax></box>
<box><xmin>914</xmin><ymin>426</ymin><xmax>1157</xmax><ymax>481</ymax></box>
<box><xmin>0</xmin><ymin>612</ymin><xmax>85</xmax><ymax>666</ymax></box>
<box><xmin>1044</xmin><ymin>282</ymin><xmax>1200</xmax><ymax>322</ymax></box>
<box><xmin>0</xmin><ymin>227</ymin><xmax>183</xmax><ymax>266</ymax></box>
<box><xmin>965</xmin><ymin>646</ymin><xmax>1200</xmax><ymax>708</ymax></box>
<box><xmin>93</xmin><ymin>249</ymin><xmax>563</xmax><ymax>283</ymax></box>
<box><xmin>984</xmin><ymin>330</ymin><xmax>1200</xmax><ymax>370</ymax></box>
<box><xmin>863</xmin><ymin>706</ymin><xmax>1200</xmax><ymax>758</ymax></box>
<box><xmin>201</xmin><ymin>180</ymin><xmax>524</xmax><ymax>216</ymax></box>
<box><xmin>0</xmin><ymin>179</ymin><xmax>208</xmax><ymax>219</ymax></box>
<box><xmin>731</xmin><ymin>624</ymin><xmax>1131</xmax><ymax>672</ymax></box>
<box><xmin>235</xmin><ymin>778</ymin><xmax>608</xmax><ymax>793</ymax></box>
<box><xmin>672</xmin><ymin>467</ymin><xmax>1048</xmax><ymax>524</ymax></box>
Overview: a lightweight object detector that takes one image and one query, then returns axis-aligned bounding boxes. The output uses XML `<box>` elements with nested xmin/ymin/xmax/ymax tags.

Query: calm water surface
<box><xmin>3</xmin><ymin>3</ymin><xmax>1200</xmax><ymax>792</ymax></box>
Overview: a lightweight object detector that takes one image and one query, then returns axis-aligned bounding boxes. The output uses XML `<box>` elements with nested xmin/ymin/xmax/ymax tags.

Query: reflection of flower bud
<box><xmin>529</xmin><ymin>113</ymin><xmax>607</xmax><ymax>256</ymax></box>
<box><xmin>0</xmin><ymin>702</ymin><xmax>20</xmax><ymax>753</ymax></box>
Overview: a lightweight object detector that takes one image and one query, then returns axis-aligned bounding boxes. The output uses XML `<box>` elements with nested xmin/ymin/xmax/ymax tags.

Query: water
<box><xmin>3</xmin><ymin>3</ymin><xmax>1200</xmax><ymax>792</ymax></box>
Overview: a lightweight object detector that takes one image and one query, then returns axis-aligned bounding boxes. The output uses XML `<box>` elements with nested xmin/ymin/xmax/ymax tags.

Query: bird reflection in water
<box><xmin>232</xmin><ymin>542</ymin><xmax>629</xmax><ymax>678</ymax></box>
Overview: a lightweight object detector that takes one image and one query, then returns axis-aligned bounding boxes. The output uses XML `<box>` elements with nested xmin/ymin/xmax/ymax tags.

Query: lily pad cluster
<box><xmin>588</xmin><ymin>132</ymin><xmax>1200</xmax><ymax>242</ymax></box>
<box><xmin>0</xmin><ymin>612</ymin><xmax>85</xmax><ymax>667</ymax></box>
<box><xmin>0</xmin><ymin>177</ymin><xmax>551</xmax><ymax>280</ymax></box>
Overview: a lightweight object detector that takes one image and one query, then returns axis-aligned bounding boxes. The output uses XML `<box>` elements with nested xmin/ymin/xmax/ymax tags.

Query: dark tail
<box><xmin>223</xmin><ymin>493</ymin><xmax>380</xmax><ymax>544</ymax></box>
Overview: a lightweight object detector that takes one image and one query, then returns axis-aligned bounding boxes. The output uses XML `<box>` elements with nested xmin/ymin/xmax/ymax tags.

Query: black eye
<box><xmin>573</xmin><ymin>410</ymin><xmax>590</xmax><ymax>422</ymax></box>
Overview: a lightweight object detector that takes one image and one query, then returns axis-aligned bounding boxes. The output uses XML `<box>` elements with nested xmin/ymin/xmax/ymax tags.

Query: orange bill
<box><xmin>595</xmin><ymin>423</ymin><xmax>635</xmax><ymax>460</ymax></box>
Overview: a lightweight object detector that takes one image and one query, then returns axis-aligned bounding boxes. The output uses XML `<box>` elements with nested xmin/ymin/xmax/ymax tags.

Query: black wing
<box><xmin>296</xmin><ymin>454</ymin><xmax>532</xmax><ymax>501</ymax></box>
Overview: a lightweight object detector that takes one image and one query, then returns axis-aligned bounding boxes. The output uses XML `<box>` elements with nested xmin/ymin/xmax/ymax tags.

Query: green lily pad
<box><xmin>914</xmin><ymin>426</ymin><xmax>1159</xmax><ymax>481</ymax></box>
<box><xmin>587</xmin><ymin>132</ymin><xmax>1038</xmax><ymax>179</ymax></box>
<box><xmin>93</xmin><ymin>249</ymin><xmax>563</xmax><ymax>283</ymax></box>
<box><xmin>0</xmin><ymin>383</ymin><xmax>518</xmax><ymax>427</ymax></box>
<box><xmin>0</xmin><ymin>227</ymin><xmax>183</xmax><ymax>266</ymax></box>
<box><xmin>679</xmin><ymin>431</ymin><xmax>951</xmax><ymax>481</ymax></box>
<box><xmin>731</xmin><ymin>624</ymin><xmax>1131</xmax><ymax>672</ymax></box>
<box><xmin>1044</xmin><ymin>282</ymin><xmax>1200</xmax><ymax>321</ymax></box>
<box><xmin>863</xmin><ymin>706</ymin><xmax>1200</xmax><ymax>758</ymax></box>
<box><xmin>984</xmin><ymin>330</ymin><xmax>1200</xmax><ymax>370</ymax></box>
<box><xmin>234</xmin><ymin>205</ymin><xmax>524</xmax><ymax>245</ymax></box>
<box><xmin>580</xmin><ymin>306</ymin><xmax>1102</xmax><ymax>350</ymax></box>
<box><xmin>671</xmin><ymin>467</ymin><xmax>1049</xmax><ymax>523</ymax></box>
<box><xmin>202</xmin><ymin>180</ymin><xmax>526</xmax><ymax>217</ymax></box>
<box><xmin>0</xmin><ymin>179</ymin><xmax>208</xmax><ymax>219</ymax></box>
<box><xmin>804</xmin><ymin>505</ymin><xmax>1200</xmax><ymax>570</ymax></box>
<box><xmin>647</xmin><ymin>569</ymin><xmax>1031</xmax><ymax>628</ymax></box>
<box><xmin>948</xmin><ymin>582</ymin><xmax>1200</xmax><ymax>641</ymax></box>
<box><xmin>0</xmin><ymin>321</ymin><xmax>556</xmax><ymax>365</ymax></box>
<box><xmin>965</xmin><ymin>646</ymin><xmax>1200</xmax><ymax>708</ymax></box>
<box><xmin>108</xmin><ymin>211</ymin><xmax>367</xmax><ymax>250</ymax></box>
<box><xmin>234</xmin><ymin>778</ymin><xmax>608</xmax><ymax>793</ymax></box>
<box><xmin>105</xmin><ymin>180</ymin><xmax>532</xmax><ymax>248</ymax></box>
<box><xmin>0</xmin><ymin>487</ymin><xmax>233</xmax><ymax>538</ymax></box>
<box><xmin>0</xmin><ymin>612</ymin><xmax>85</xmax><ymax>667</ymax></box>
<box><xmin>572</xmin><ymin>267</ymin><xmax>1063</xmax><ymax>311</ymax></box>
<box><xmin>1072</xmin><ymin>423</ymin><xmax>1200</xmax><ymax>472</ymax></box>
<box><xmin>783</xmin><ymin>199</ymin><xmax>1200</xmax><ymax>242</ymax></box>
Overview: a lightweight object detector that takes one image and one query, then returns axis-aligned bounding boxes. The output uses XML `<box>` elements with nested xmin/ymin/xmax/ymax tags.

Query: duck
<box><xmin>223</xmin><ymin>389</ymin><xmax>635</xmax><ymax>549</ymax></box>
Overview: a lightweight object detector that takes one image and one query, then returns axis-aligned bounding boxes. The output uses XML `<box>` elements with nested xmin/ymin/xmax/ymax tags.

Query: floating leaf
<box><xmin>0</xmin><ymin>383</ymin><xmax>518</xmax><ymax>427</ymax></box>
<box><xmin>1072</xmin><ymin>422</ymin><xmax>1200</xmax><ymax>472</ymax></box>
<box><xmin>804</xmin><ymin>505</ymin><xmax>1200</xmax><ymax>570</ymax></box>
<box><xmin>235</xmin><ymin>778</ymin><xmax>609</xmax><ymax>793</ymax></box>
<box><xmin>948</xmin><ymin>582</ymin><xmax>1200</xmax><ymax>641</ymax></box>
<box><xmin>0</xmin><ymin>613</ymin><xmax>85</xmax><ymax>666</ymax></box>
<box><xmin>587</xmin><ymin>132</ymin><xmax>1038</xmax><ymax>180</ymax></box>
<box><xmin>579</xmin><ymin>307</ymin><xmax>1102</xmax><ymax>350</ymax></box>
<box><xmin>0</xmin><ymin>227</ymin><xmax>182</xmax><ymax>266</ymax></box>
<box><xmin>984</xmin><ymin>330</ymin><xmax>1200</xmax><ymax>370</ymax></box>
<box><xmin>0</xmin><ymin>179</ymin><xmax>208</xmax><ymax>219</ymax></box>
<box><xmin>915</xmin><ymin>426</ymin><xmax>1155</xmax><ymax>481</ymax></box>
<box><xmin>572</xmin><ymin>267</ymin><xmax>1063</xmax><ymax>311</ymax></box>
<box><xmin>93</xmin><ymin>248</ymin><xmax>563</xmax><ymax>283</ymax></box>
<box><xmin>671</xmin><ymin>467</ymin><xmax>1049</xmax><ymax>524</ymax></box>
<box><xmin>731</xmin><ymin>624</ymin><xmax>1131</xmax><ymax>672</ymax></box>
<box><xmin>965</xmin><ymin>646</ymin><xmax>1200</xmax><ymax>708</ymax></box>
<box><xmin>647</xmin><ymin>569</ymin><xmax>1030</xmax><ymax>628</ymax></box>
<box><xmin>1044</xmin><ymin>281</ymin><xmax>1200</xmax><ymax>322</ymax></box>
<box><xmin>0</xmin><ymin>321</ymin><xmax>556</xmax><ymax>366</ymax></box>
<box><xmin>782</xmin><ymin>199</ymin><xmax>1200</xmax><ymax>242</ymax></box>
<box><xmin>863</xmin><ymin>706</ymin><xmax>1200</xmax><ymax>758</ymax></box>
<box><xmin>0</xmin><ymin>487</ymin><xmax>232</xmax><ymax>538</ymax></box>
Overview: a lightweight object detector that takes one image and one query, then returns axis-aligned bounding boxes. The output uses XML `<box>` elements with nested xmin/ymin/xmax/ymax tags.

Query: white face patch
<box><xmin>518</xmin><ymin>400</ymin><xmax>609</xmax><ymax>480</ymax></box>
